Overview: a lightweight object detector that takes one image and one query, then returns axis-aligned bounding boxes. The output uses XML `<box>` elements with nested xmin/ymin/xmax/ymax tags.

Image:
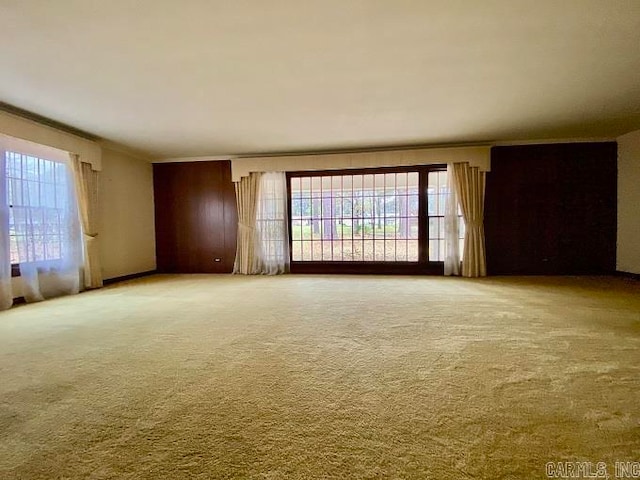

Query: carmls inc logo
<box><xmin>545</xmin><ymin>461</ymin><xmax>640</xmax><ymax>478</ymax></box>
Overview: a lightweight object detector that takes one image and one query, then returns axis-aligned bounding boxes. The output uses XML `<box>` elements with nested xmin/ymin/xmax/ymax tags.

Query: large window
<box><xmin>5</xmin><ymin>150</ymin><xmax>73</xmax><ymax>265</ymax></box>
<box><xmin>290</xmin><ymin>171</ymin><xmax>419</xmax><ymax>262</ymax></box>
<box><xmin>288</xmin><ymin>166</ymin><xmax>463</xmax><ymax>272</ymax></box>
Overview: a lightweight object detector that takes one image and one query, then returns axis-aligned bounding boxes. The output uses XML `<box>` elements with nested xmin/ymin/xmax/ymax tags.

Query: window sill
<box><xmin>290</xmin><ymin>261</ymin><xmax>444</xmax><ymax>275</ymax></box>
<box><xmin>10</xmin><ymin>259</ymin><xmax>65</xmax><ymax>277</ymax></box>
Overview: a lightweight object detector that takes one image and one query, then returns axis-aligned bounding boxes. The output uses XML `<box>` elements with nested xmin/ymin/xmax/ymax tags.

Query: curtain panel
<box><xmin>233</xmin><ymin>172</ymin><xmax>262</xmax><ymax>274</ymax></box>
<box><xmin>453</xmin><ymin>162</ymin><xmax>487</xmax><ymax>277</ymax></box>
<box><xmin>70</xmin><ymin>154</ymin><xmax>103</xmax><ymax>289</ymax></box>
<box><xmin>0</xmin><ymin>144</ymin><xmax>92</xmax><ymax>309</ymax></box>
<box><xmin>0</xmin><ymin>149</ymin><xmax>12</xmax><ymax>311</ymax></box>
<box><xmin>233</xmin><ymin>172</ymin><xmax>290</xmax><ymax>275</ymax></box>
<box><xmin>17</xmin><ymin>153</ymin><xmax>83</xmax><ymax>302</ymax></box>
<box><xmin>444</xmin><ymin>163</ymin><xmax>461</xmax><ymax>276</ymax></box>
<box><xmin>256</xmin><ymin>172</ymin><xmax>290</xmax><ymax>274</ymax></box>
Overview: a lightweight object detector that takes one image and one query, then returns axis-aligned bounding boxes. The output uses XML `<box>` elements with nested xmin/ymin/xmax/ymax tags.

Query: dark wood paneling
<box><xmin>485</xmin><ymin>143</ymin><xmax>617</xmax><ymax>275</ymax></box>
<box><xmin>153</xmin><ymin>161</ymin><xmax>237</xmax><ymax>273</ymax></box>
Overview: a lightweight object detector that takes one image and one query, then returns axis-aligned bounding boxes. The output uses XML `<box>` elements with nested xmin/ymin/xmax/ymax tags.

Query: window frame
<box><xmin>286</xmin><ymin>164</ymin><xmax>449</xmax><ymax>274</ymax></box>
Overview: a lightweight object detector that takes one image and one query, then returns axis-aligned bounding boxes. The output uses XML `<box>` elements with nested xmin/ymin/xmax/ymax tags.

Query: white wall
<box><xmin>99</xmin><ymin>147</ymin><xmax>156</xmax><ymax>280</ymax></box>
<box><xmin>617</xmin><ymin>129</ymin><xmax>640</xmax><ymax>274</ymax></box>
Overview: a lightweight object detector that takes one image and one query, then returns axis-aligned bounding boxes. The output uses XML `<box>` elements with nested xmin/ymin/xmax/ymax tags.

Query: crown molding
<box><xmin>152</xmin><ymin>136</ymin><xmax>618</xmax><ymax>162</ymax></box>
<box><xmin>493</xmin><ymin>137</ymin><xmax>616</xmax><ymax>146</ymax></box>
<box><xmin>0</xmin><ymin>102</ymin><xmax>99</xmax><ymax>141</ymax></box>
<box><xmin>98</xmin><ymin>139</ymin><xmax>153</xmax><ymax>162</ymax></box>
<box><xmin>152</xmin><ymin>155</ymin><xmax>235</xmax><ymax>163</ymax></box>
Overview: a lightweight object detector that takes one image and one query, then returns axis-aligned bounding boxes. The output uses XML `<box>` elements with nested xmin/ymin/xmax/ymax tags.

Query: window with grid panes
<box><xmin>290</xmin><ymin>172</ymin><xmax>420</xmax><ymax>262</ymax></box>
<box><xmin>5</xmin><ymin>150</ymin><xmax>72</xmax><ymax>265</ymax></box>
<box><xmin>289</xmin><ymin>167</ymin><xmax>464</xmax><ymax>267</ymax></box>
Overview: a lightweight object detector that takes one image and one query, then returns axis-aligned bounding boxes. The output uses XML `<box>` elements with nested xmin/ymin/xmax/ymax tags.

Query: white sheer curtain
<box><xmin>443</xmin><ymin>163</ymin><xmax>461</xmax><ymax>276</ymax></box>
<box><xmin>11</xmin><ymin>154</ymin><xmax>83</xmax><ymax>302</ymax></box>
<box><xmin>453</xmin><ymin>162</ymin><xmax>487</xmax><ymax>277</ymax></box>
<box><xmin>255</xmin><ymin>172</ymin><xmax>290</xmax><ymax>275</ymax></box>
<box><xmin>0</xmin><ymin>149</ymin><xmax>12</xmax><ymax>310</ymax></box>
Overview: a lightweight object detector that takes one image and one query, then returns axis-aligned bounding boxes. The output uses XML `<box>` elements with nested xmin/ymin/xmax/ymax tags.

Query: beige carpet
<box><xmin>0</xmin><ymin>275</ymin><xmax>639</xmax><ymax>479</ymax></box>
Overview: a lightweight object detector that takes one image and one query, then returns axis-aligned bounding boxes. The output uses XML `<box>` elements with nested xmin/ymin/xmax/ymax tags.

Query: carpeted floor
<box><xmin>0</xmin><ymin>274</ymin><xmax>639</xmax><ymax>479</ymax></box>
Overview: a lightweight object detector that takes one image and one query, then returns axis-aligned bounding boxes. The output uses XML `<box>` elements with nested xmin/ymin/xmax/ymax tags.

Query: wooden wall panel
<box><xmin>485</xmin><ymin>143</ymin><xmax>617</xmax><ymax>275</ymax></box>
<box><xmin>153</xmin><ymin>161</ymin><xmax>237</xmax><ymax>273</ymax></box>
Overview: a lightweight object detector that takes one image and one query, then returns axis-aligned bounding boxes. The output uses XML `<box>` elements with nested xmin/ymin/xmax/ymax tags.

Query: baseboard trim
<box><xmin>12</xmin><ymin>296</ymin><xmax>25</xmax><ymax>306</ymax></box>
<box><xmin>103</xmin><ymin>270</ymin><xmax>158</xmax><ymax>285</ymax></box>
<box><xmin>615</xmin><ymin>270</ymin><xmax>640</xmax><ymax>281</ymax></box>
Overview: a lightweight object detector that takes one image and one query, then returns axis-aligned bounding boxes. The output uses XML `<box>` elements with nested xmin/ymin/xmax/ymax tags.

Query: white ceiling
<box><xmin>2</xmin><ymin>0</ymin><xmax>640</xmax><ymax>158</ymax></box>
